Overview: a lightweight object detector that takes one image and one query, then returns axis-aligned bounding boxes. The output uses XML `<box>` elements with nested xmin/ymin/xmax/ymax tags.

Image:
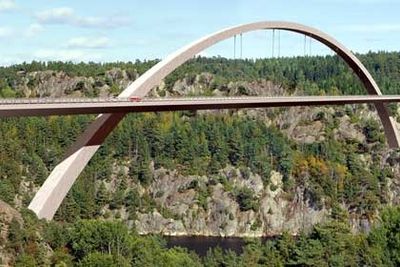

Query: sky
<box><xmin>0</xmin><ymin>0</ymin><xmax>399</xmax><ymax>65</ymax></box>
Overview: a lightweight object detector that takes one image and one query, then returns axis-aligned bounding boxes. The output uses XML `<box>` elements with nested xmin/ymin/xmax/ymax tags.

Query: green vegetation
<box><xmin>234</xmin><ymin>186</ymin><xmax>259</xmax><ymax>212</ymax></box>
<box><xmin>2</xmin><ymin>206</ymin><xmax>400</xmax><ymax>266</ymax></box>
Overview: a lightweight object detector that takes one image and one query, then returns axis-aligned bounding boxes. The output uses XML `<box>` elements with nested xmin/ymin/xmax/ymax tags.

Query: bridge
<box><xmin>11</xmin><ymin>20</ymin><xmax>398</xmax><ymax>220</ymax></box>
<box><xmin>1</xmin><ymin>96</ymin><xmax>400</xmax><ymax>117</ymax></box>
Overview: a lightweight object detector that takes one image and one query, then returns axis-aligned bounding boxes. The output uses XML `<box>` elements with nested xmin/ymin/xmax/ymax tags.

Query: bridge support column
<box><xmin>375</xmin><ymin>102</ymin><xmax>400</xmax><ymax>148</ymax></box>
<box><xmin>28</xmin><ymin>145</ymin><xmax>100</xmax><ymax>219</ymax></box>
<box><xmin>29</xmin><ymin>113</ymin><xmax>125</xmax><ymax>220</ymax></box>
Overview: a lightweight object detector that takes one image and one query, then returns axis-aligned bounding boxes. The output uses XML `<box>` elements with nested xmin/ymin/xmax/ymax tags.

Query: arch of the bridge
<box><xmin>28</xmin><ymin>21</ymin><xmax>400</xmax><ymax>220</ymax></box>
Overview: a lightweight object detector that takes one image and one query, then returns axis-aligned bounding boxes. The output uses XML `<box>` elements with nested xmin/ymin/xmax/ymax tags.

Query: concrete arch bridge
<box><xmin>5</xmin><ymin>21</ymin><xmax>396</xmax><ymax>220</ymax></box>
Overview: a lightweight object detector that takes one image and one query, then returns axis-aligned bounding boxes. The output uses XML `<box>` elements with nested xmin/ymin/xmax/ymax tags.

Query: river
<box><xmin>165</xmin><ymin>236</ymin><xmax>273</xmax><ymax>257</ymax></box>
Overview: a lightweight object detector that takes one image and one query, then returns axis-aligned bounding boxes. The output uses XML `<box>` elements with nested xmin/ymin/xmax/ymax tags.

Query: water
<box><xmin>165</xmin><ymin>236</ymin><xmax>272</xmax><ymax>257</ymax></box>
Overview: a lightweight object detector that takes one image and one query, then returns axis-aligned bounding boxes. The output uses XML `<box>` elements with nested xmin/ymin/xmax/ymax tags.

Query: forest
<box><xmin>0</xmin><ymin>51</ymin><xmax>400</xmax><ymax>266</ymax></box>
<box><xmin>4</xmin><ymin>205</ymin><xmax>400</xmax><ymax>266</ymax></box>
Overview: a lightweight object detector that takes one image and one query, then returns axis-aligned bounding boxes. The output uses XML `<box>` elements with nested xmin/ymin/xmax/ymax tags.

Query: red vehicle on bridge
<box><xmin>129</xmin><ymin>96</ymin><xmax>141</xmax><ymax>102</ymax></box>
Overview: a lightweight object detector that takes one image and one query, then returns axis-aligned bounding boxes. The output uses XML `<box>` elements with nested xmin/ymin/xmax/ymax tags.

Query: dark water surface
<box><xmin>165</xmin><ymin>236</ymin><xmax>273</xmax><ymax>257</ymax></box>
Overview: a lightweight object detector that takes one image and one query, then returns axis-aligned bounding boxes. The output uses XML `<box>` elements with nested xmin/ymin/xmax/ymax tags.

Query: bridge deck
<box><xmin>0</xmin><ymin>95</ymin><xmax>400</xmax><ymax>118</ymax></box>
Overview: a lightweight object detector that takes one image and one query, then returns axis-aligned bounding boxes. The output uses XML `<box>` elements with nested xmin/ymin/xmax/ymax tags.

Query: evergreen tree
<box><xmin>228</xmin><ymin>127</ymin><xmax>243</xmax><ymax>166</ymax></box>
<box><xmin>95</xmin><ymin>182</ymin><xmax>110</xmax><ymax>208</ymax></box>
<box><xmin>7</xmin><ymin>218</ymin><xmax>23</xmax><ymax>254</ymax></box>
<box><xmin>129</xmin><ymin>135</ymin><xmax>151</xmax><ymax>185</ymax></box>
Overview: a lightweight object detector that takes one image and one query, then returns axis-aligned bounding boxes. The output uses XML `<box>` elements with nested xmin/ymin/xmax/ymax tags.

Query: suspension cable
<box><xmin>266</xmin><ymin>30</ymin><xmax>269</xmax><ymax>58</ymax></box>
<box><xmin>278</xmin><ymin>30</ymin><xmax>281</xmax><ymax>58</ymax></box>
<box><xmin>272</xmin><ymin>29</ymin><xmax>275</xmax><ymax>58</ymax></box>
<box><xmin>234</xmin><ymin>35</ymin><xmax>236</xmax><ymax>59</ymax></box>
<box><xmin>240</xmin><ymin>33</ymin><xmax>243</xmax><ymax>59</ymax></box>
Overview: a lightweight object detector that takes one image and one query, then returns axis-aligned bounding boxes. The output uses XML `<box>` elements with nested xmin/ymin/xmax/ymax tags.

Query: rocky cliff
<box><xmin>133</xmin><ymin>168</ymin><xmax>329</xmax><ymax>237</ymax></box>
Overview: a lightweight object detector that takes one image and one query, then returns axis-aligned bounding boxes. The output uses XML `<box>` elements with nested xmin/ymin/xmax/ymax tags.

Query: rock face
<box><xmin>134</xmin><ymin>168</ymin><xmax>328</xmax><ymax>237</ymax></box>
<box><xmin>0</xmin><ymin>200</ymin><xmax>23</xmax><ymax>266</ymax></box>
<box><xmin>335</xmin><ymin>115</ymin><xmax>365</xmax><ymax>143</ymax></box>
<box><xmin>12</xmin><ymin>68</ymin><xmax>137</xmax><ymax>98</ymax></box>
<box><xmin>136</xmin><ymin>211</ymin><xmax>186</xmax><ymax>235</ymax></box>
<box><xmin>0</xmin><ymin>200</ymin><xmax>22</xmax><ymax>239</ymax></box>
<box><xmin>260</xmin><ymin>180</ymin><xmax>328</xmax><ymax>236</ymax></box>
<box><xmin>164</xmin><ymin>73</ymin><xmax>285</xmax><ymax>97</ymax></box>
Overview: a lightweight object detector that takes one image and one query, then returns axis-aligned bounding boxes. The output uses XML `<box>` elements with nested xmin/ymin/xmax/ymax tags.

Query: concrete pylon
<box><xmin>28</xmin><ymin>21</ymin><xmax>400</xmax><ymax>220</ymax></box>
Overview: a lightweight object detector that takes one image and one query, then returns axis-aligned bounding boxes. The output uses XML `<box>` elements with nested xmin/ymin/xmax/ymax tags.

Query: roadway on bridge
<box><xmin>1</xmin><ymin>95</ymin><xmax>400</xmax><ymax>118</ymax></box>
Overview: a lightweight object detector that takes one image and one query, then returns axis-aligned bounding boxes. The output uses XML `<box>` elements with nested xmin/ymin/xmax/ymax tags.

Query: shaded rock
<box><xmin>334</xmin><ymin>115</ymin><xmax>365</xmax><ymax>143</ymax></box>
<box><xmin>135</xmin><ymin>211</ymin><xmax>186</xmax><ymax>235</ymax></box>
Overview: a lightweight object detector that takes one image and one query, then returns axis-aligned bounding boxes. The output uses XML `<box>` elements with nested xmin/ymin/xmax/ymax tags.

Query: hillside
<box><xmin>0</xmin><ymin>52</ymin><xmax>400</xmax><ymax>265</ymax></box>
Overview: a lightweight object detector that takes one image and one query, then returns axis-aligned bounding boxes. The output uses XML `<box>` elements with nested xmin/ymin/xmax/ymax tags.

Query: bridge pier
<box><xmin>28</xmin><ymin>146</ymin><xmax>99</xmax><ymax>219</ymax></box>
<box><xmin>29</xmin><ymin>113</ymin><xmax>125</xmax><ymax>220</ymax></box>
<box><xmin>375</xmin><ymin>102</ymin><xmax>400</xmax><ymax>148</ymax></box>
